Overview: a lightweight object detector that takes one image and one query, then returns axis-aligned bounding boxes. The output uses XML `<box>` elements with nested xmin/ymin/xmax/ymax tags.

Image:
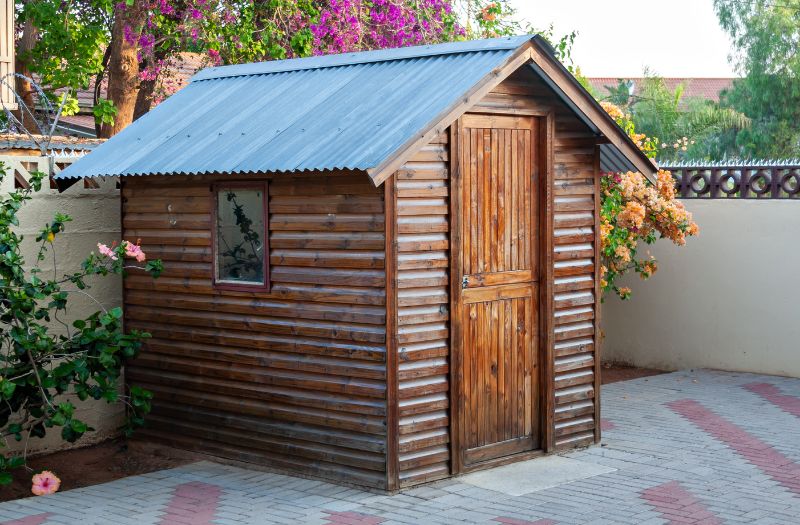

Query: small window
<box><xmin>213</xmin><ymin>183</ymin><xmax>269</xmax><ymax>290</ymax></box>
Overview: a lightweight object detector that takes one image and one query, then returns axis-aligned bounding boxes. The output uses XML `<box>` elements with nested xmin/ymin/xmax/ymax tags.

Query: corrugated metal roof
<box><xmin>58</xmin><ymin>36</ymin><xmax>532</xmax><ymax>180</ymax></box>
<box><xmin>58</xmin><ymin>34</ymin><xmax>655</xmax><ymax>183</ymax></box>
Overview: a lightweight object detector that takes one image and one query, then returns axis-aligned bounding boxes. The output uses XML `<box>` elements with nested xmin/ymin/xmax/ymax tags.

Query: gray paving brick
<box><xmin>0</xmin><ymin>370</ymin><xmax>796</xmax><ymax>524</ymax></box>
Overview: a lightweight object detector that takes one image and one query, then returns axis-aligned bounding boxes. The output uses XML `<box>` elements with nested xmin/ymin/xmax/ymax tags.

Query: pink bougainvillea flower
<box><xmin>123</xmin><ymin>240</ymin><xmax>146</xmax><ymax>263</ymax></box>
<box><xmin>31</xmin><ymin>471</ymin><xmax>61</xmax><ymax>496</ymax></box>
<box><xmin>97</xmin><ymin>243</ymin><xmax>118</xmax><ymax>261</ymax></box>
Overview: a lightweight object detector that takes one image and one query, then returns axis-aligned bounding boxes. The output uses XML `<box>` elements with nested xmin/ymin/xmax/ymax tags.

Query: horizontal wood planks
<box><xmin>476</xmin><ymin>70</ymin><xmax>601</xmax><ymax>451</ymax></box>
<box><xmin>392</xmin><ymin>135</ymin><xmax>452</xmax><ymax>487</ymax></box>
<box><xmin>122</xmin><ymin>172</ymin><xmax>389</xmax><ymax>488</ymax></box>
<box><xmin>121</xmin><ymin>63</ymin><xmax>605</xmax><ymax>490</ymax></box>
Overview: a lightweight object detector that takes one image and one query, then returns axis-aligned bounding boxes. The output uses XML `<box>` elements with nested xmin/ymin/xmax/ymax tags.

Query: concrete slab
<box><xmin>459</xmin><ymin>455</ymin><xmax>617</xmax><ymax>496</ymax></box>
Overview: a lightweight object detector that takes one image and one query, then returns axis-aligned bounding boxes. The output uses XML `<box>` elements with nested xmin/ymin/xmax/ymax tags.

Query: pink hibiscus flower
<box><xmin>123</xmin><ymin>241</ymin><xmax>146</xmax><ymax>263</ymax></box>
<box><xmin>31</xmin><ymin>470</ymin><xmax>61</xmax><ymax>496</ymax></box>
<box><xmin>97</xmin><ymin>243</ymin><xmax>118</xmax><ymax>261</ymax></box>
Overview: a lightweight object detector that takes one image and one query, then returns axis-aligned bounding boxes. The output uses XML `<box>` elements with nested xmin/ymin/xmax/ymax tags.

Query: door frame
<box><xmin>449</xmin><ymin>111</ymin><xmax>555</xmax><ymax>475</ymax></box>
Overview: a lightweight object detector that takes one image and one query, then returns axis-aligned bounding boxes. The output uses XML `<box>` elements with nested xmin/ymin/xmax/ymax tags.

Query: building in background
<box><xmin>587</xmin><ymin>77</ymin><xmax>736</xmax><ymax>104</ymax></box>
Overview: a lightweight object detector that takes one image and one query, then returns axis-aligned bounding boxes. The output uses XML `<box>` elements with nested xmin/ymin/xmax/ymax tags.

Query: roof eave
<box><xmin>527</xmin><ymin>39</ymin><xmax>658</xmax><ymax>182</ymax></box>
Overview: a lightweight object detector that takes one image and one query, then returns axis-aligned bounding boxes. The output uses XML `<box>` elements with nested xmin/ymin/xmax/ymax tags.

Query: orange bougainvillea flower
<box><xmin>31</xmin><ymin>471</ymin><xmax>61</xmax><ymax>496</ymax></box>
<box><xmin>617</xmin><ymin>201</ymin><xmax>646</xmax><ymax>230</ymax></box>
<box><xmin>600</xmin><ymin>101</ymin><xmax>626</xmax><ymax>122</ymax></box>
<box><xmin>598</xmin><ymin>101</ymin><xmax>699</xmax><ymax>300</ymax></box>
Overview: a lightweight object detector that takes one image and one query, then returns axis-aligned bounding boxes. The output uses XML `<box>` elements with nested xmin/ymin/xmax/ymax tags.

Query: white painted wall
<box><xmin>602</xmin><ymin>199</ymin><xmax>800</xmax><ymax>378</ymax></box>
<box><xmin>1</xmin><ymin>156</ymin><xmax>123</xmax><ymax>455</ymax></box>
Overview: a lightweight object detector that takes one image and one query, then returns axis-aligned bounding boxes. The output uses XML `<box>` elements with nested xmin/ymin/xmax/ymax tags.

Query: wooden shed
<box><xmin>58</xmin><ymin>35</ymin><xmax>656</xmax><ymax>491</ymax></box>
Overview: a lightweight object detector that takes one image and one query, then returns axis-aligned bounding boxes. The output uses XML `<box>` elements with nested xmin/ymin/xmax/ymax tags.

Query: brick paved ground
<box><xmin>1</xmin><ymin>370</ymin><xmax>799</xmax><ymax>525</ymax></box>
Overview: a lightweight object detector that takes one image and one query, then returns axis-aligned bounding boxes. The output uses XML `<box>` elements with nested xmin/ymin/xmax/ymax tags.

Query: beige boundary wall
<box><xmin>602</xmin><ymin>199</ymin><xmax>800</xmax><ymax>378</ymax></box>
<box><xmin>1</xmin><ymin>153</ymin><xmax>123</xmax><ymax>455</ymax></box>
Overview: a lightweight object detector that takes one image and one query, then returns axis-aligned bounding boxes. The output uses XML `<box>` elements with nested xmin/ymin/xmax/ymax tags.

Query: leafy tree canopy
<box><xmin>14</xmin><ymin>0</ymin><xmax>576</xmax><ymax>136</ymax></box>
<box><xmin>714</xmin><ymin>0</ymin><xmax>800</xmax><ymax>158</ymax></box>
<box><xmin>595</xmin><ymin>74</ymin><xmax>750</xmax><ymax>162</ymax></box>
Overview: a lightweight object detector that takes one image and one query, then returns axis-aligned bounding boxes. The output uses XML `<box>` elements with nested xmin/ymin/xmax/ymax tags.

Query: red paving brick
<box><xmin>0</xmin><ymin>514</ymin><xmax>51</xmax><ymax>525</ymax></box>
<box><xmin>743</xmin><ymin>382</ymin><xmax>800</xmax><ymax>418</ymax></box>
<box><xmin>668</xmin><ymin>399</ymin><xmax>800</xmax><ymax>496</ymax></box>
<box><xmin>600</xmin><ymin>419</ymin><xmax>616</xmax><ymax>431</ymax></box>
<box><xmin>1</xmin><ymin>372</ymin><xmax>799</xmax><ymax>525</ymax></box>
<box><xmin>641</xmin><ymin>481</ymin><xmax>721</xmax><ymax>525</ymax></box>
<box><xmin>157</xmin><ymin>481</ymin><xmax>222</xmax><ymax>525</ymax></box>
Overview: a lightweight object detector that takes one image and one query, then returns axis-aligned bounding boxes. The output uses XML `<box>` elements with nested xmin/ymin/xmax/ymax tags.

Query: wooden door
<box><xmin>454</xmin><ymin>114</ymin><xmax>540</xmax><ymax>467</ymax></box>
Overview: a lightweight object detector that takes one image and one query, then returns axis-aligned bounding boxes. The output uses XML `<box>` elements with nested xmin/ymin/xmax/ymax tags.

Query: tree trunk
<box><xmin>133</xmin><ymin>77</ymin><xmax>156</xmax><ymax>121</ymax></box>
<box><xmin>133</xmin><ymin>45</ymin><xmax>170</xmax><ymax>120</ymax></box>
<box><xmin>100</xmin><ymin>7</ymin><xmax>145</xmax><ymax>138</ymax></box>
<box><xmin>93</xmin><ymin>46</ymin><xmax>112</xmax><ymax>137</ymax></box>
<box><xmin>13</xmin><ymin>18</ymin><xmax>38</xmax><ymax>133</ymax></box>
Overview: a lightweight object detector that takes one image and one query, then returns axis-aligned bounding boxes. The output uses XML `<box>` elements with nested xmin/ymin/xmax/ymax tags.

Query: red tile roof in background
<box><xmin>587</xmin><ymin>77</ymin><xmax>737</xmax><ymax>103</ymax></box>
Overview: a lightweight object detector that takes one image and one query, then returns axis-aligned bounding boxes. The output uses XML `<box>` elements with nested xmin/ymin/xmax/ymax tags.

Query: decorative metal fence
<box><xmin>661</xmin><ymin>160</ymin><xmax>800</xmax><ymax>199</ymax></box>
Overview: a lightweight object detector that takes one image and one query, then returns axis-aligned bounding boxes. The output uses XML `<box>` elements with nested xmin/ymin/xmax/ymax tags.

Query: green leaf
<box><xmin>61</xmin><ymin>425</ymin><xmax>77</xmax><ymax>442</ymax></box>
<box><xmin>70</xmin><ymin>419</ymin><xmax>88</xmax><ymax>433</ymax></box>
<box><xmin>0</xmin><ymin>472</ymin><xmax>12</xmax><ymax>485</ymax></box>
<box><xmin>0</xmin><ymin>380</ymin><xmax>16</xmax><ymax>398</ymax></box>
<box><xmin>50</xmin><ymin>411</ymin><xmax>66</xmax><ymax>426</ymax></box>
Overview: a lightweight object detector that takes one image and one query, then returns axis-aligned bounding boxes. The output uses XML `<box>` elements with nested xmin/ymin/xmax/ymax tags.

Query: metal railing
<box><xmin>661</xmin><ymin>160</ymin><xmax>800</xmax><ymax>199</ymax></box>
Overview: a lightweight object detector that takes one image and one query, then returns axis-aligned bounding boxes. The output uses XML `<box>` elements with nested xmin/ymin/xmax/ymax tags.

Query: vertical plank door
<box><xmin>456</xmin><ymin>114</ymin><xmax>540</xmax><ymax>467</ymax></box>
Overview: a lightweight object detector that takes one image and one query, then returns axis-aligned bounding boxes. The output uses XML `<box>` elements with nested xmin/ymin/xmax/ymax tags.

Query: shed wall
<box><xmin>122</xmin><ymin>66</ymin><xmax>602</xmax><ymax>490</ymax></box>
<box><xmin>391</xmin><ymin>133</ymin><xmax>452</xmax><ymax>487</ymax></box>
<box><xmin>388</xmin><ymin>69</ymin><xmax>602</xmax><ymax>488</ymax></box>
<box><xmin>122</xmin><ymin>172</ymin><xmax>389</xmax><ymax>488</ymax></box>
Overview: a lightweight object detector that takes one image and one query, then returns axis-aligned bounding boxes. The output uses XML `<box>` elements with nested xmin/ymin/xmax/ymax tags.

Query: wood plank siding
<box><xmin>385</xmin><ymin>68</ymin><xmax>601</xmax><ymax>486</ymax></box>
<box><xmin>122</xmin><ymin>173</ymin><xmax>390</xmax><ymax>488</ymax></box>
<box><xmin>390</xmin><ymin>133</ymin><xmax>452</xmax><ymax>487</ymax></box>
<box><xmin>121</xmin><ymin>63</ymin><xmax>603</xmax><ymax>490</ymax></box>
<box><xmin>471</xmin><ymin>69</ymin><xmax>601</xmax><ymax>451</ymax></box>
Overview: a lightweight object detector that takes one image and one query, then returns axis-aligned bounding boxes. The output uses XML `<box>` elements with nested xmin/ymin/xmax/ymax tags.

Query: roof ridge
<box><xmin>191</xmin><ymin>35</ymin><xmax>536</xmax><ymax>82</ymax></box>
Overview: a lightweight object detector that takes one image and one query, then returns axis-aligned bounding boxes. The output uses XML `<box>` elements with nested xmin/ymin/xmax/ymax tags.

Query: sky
<box><xmin>509</xmin><ymin>0</ymin><xmax>738</xmax><ymax>78</ymax></box>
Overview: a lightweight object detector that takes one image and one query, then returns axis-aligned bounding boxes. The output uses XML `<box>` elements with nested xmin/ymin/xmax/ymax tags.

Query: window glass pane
<box><xmin>216</xmin><ymin>187</ymin><xmax>265</xmax><ymax>285</ymax></box>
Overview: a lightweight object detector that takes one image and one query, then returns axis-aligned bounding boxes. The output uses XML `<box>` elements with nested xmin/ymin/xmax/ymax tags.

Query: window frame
<box><xmin>211</xmin><ymin>181</ymin><xmax>270</xmax><ymax>292</ymax></box>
